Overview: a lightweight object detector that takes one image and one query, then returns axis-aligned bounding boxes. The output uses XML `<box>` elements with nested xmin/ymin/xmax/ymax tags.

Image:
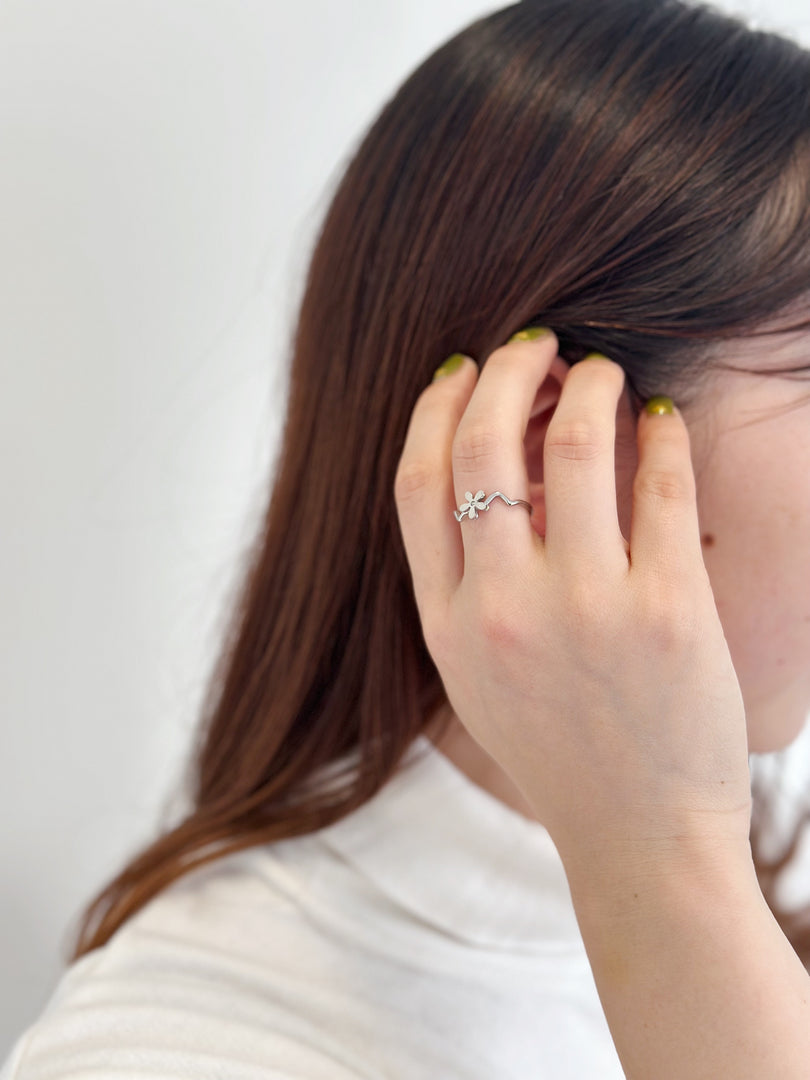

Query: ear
<box><xmin>524</xmin><ymin>356</ymin><xmax>640</xmax><ymax>542</ymax></box>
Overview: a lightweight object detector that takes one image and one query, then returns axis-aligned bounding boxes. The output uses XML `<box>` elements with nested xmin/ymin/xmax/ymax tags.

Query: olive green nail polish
<box><xmin>432</xmin><ymin>353</ymin><xmax>468</xmax><ymax>381</ymax></box>
<box><xmin>508</xmin><ymin>326</ymin><xmax>552</xmax><ymax>343</ymax></box>
<box><xmin>645</xmin><ymin>395</ymin><xmax>675</xmax><ymax>415</ymax></box>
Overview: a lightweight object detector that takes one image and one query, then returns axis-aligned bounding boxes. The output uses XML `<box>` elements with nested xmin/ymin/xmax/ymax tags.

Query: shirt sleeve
<box><xmin>0</xmin><ymin>957</ymin><xmax>367</xmax><ymax>1080</ymax></box>
<box><xmin>1</xmin><ymin>1020</ymin><xmax>368</xmax><ymax>1080</ymax></box>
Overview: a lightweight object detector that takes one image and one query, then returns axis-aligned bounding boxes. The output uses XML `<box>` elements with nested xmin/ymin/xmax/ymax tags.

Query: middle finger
<box><xmin>542</xmin><ymin>355</ymin><xmax>629</xmax><ymax>575</ymax></box>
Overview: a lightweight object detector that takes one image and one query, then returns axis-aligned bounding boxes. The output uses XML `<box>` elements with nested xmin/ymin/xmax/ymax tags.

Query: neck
<box><xmin>424</xmin><ymin>705</ymin><xmax>540</xmax><ymax>823</ymax></box>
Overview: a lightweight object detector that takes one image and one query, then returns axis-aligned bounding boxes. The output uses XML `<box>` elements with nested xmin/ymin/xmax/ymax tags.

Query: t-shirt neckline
<box><xmin>315</xmin><ymin>735</ymin><xmax>583</xmax><ymax>952</ymax></box>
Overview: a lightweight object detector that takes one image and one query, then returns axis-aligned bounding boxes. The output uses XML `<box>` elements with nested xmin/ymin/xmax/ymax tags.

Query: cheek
<box><xmin>696</xmin><ymin>484</ymin><xmax>810</xmax><ymax>750</ymax></box>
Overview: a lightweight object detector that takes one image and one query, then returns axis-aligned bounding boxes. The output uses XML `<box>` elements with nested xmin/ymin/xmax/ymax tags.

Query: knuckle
<box><xmin>634</xmin><ymin>467</ymin><xmax>693</xmax><ymax>503</ymax></box>
<box><xmin>646</xmin><ymin>611</ymin><xmax>693</xmax><ymax>654</ymax></box>
<box><xmin>394</xmin><ymin>460</ymin><xmax>437</xmax><ymax>502</ymax></box>
<box><xmin>638</xmin><ymin>579</ymin><xmax>697</xmax><ymax>650</ymax></box>
<box><xmin>453</xmin><ymin>426</ymin><xmax>504</xmax><ymax>471</ymax></box>
<box><xmin>478</xmin><ymin>597</ymin><xmax>522</xmax><ymax>651</ymax></box>
<box><xmin>566</xmin><ymin>578</ymin><xmax>611</xmax><ymax>636</ymax></box>
<box><xmin>545</xmin><ymin>420</ymin><xmax>604</xmax><ymax>463</ymax></box>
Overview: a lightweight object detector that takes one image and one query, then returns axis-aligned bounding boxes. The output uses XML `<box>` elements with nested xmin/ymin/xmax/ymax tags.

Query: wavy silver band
<box><xmin>454</xmin><ymin>489</ymin><xmax>534</xmax><ymax>522</ymax></box>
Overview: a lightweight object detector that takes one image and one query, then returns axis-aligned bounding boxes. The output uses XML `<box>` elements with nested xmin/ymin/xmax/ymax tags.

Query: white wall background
<box><xmin>2</xmin><ymin>0</ymin><xmax>810</xmax><ymax>1057</ymax></box>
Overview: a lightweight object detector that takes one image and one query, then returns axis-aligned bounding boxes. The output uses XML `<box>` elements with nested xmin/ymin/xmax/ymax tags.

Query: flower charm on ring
<box><xmin>454</xmin><ymin>490</ymin><xmax>534</xmax><ymax>522</ymax></box>
<box><xmin>457</xmin><ymin>490</ymin><xmax>489</xmax><ymax>520</ymax></box>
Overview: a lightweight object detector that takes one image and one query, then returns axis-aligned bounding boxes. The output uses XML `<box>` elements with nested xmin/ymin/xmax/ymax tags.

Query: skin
<box><xmin>399</xmin><ymin>327</ymin><xmax>810</xmax><ymax>1077</ymax></box>
<box><xmin>426</xmin><ymin>327</ymin><xmax>810</xmax><ymax>821</ymax></box>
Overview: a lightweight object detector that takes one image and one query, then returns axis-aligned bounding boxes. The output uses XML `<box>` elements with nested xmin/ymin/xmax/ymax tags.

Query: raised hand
<box><xmin>394</xmin><ymin>328</ymin><xmax>751</xmax><ymax>884</ymax></box>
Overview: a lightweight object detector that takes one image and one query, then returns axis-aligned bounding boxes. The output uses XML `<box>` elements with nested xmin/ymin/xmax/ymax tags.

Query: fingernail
<box><xmin>509</xmin><ymin>326</ymin><xmax>552</xmax><ymax>343</ymax></box>
<box><xmin>645</xmin><ymin>395</ymin><xmax>675</xmax><ymax>415</ymax></box>
<box><xmin>582</xmin><ymin>352</ymin><xmax>610</xmax><ymax>361</ymax></box>
<box><xmin>432</xmin><ymin>353</ymin><xmax>468</xmax><ymax>381</ymax></box>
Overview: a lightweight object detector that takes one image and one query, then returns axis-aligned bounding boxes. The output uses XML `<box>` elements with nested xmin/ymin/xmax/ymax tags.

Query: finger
<box><xmin>451</xmin><ymin>330</ymin><xmax>558</xmax><ymax>579</ymax></box>
<box><xmin>542</xmin><ymin>354</ymin><xmax>628</xmax><ymax>574</ymax></box>
<box><xmin>629</xmin><ymin>398</ymin><xmax>704</xmax><ymax>588</ymax></box>
<box><xmin>394</xmin><ymin>353</ymin><xmax>479</xmax><ymax>628</ymax></box>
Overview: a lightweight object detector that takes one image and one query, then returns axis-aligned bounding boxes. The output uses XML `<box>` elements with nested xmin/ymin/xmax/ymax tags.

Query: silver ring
<box><xmin>454</xmin><ymin>489</ymin><xmax>534</xmax><ymax>522</ymax></box>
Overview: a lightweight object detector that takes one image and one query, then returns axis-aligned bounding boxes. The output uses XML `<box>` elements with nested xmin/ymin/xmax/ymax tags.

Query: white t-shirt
<box><xmin>1</xmin><ymin>735</ymin><xmax>624</xmax><ymax>1079</ymax></box>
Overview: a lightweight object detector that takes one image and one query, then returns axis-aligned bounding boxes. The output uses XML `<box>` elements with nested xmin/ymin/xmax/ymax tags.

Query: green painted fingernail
<box><xmin>432</xmin><ymin>353</ymin><xmax>468</xmax><ymax>381</ymax></box>
<box><xmin>645</xmin><ymin>395</ymin><xmax>675</xmax><ymax>415</ymax></box>
<box><xmin>509</xmin><ymin>326</ymin><xmax>552</xmax><ymax>343</ymax></box>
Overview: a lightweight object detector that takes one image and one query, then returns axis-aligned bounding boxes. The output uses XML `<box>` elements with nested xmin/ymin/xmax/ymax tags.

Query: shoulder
<box><xmin>0</xmin><ymin>844</ymin><xmax>366</xmax><ymax>1080</ymax></box>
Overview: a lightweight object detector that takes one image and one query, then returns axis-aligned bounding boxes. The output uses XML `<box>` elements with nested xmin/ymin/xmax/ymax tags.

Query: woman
<box><xmin>4</xmin><ymin>0</ymin><xmax>810</xmax><ymax>1076</ymax></box>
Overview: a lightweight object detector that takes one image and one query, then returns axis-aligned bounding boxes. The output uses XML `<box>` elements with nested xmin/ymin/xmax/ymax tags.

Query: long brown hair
<box><xmin>67</xmin><ymin>0</ymin><xmax>810</xmax><ymax>965</ymax></box>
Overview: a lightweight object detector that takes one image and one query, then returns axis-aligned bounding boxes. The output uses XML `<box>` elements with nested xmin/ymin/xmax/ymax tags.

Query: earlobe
<box><xmin>525</xmin><ymin>359</ymin><xmax>570</xmax><ymax>487</ymax></box>
<box><xmin>524</xmin><ymin>407</ymin><xmax>551</xmax><ymax>532</ymax></box>
<box><xmin>528</xmin><ymin>355</ymin><xmax>571</xmax><ymax>420</ymax></box>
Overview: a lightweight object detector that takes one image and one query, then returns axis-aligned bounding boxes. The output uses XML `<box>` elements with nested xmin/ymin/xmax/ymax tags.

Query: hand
<box><xmin>394</xmin><ymin>330</ymin><xmax>752</xmax><ymax>882</ymax></box>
